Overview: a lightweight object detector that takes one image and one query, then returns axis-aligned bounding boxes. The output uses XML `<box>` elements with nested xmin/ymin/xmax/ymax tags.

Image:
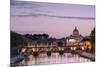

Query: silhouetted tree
<box><xmin>10</xmin><ymin>31</ymin><xmax>24</xmax><ymax>47</ymax></box>
<box><xmin>10</xmin><ymin>31</ymin><xmax>26</xmax><ymax>57</ymax></box>
<box><xmin>90</xmin><ymin>28</ymin><xmax>95</xmax><ymax>45</ymax></box>
<box><xmin>42</xmin><ymin>34</ymin><xmax>49</xmax><ymax>39</ymax></box>
<box><xmin>90</xmin><ymin>28</ymin><xmax>95</xmax><ymax>53</ymax></box>
<box><xmin>32</xmin><ymin>34</ymin><xmax>49</xmax><ymax>40</ymax></box>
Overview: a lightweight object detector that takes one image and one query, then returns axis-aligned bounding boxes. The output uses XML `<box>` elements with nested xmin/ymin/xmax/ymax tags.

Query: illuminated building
<box><xmin>66</xmin><ymin>27</ymin><xmax>83</xmax><ymax>46</ymax></box>
<box><xmin>81</xmin><ymin>38</ymin><xmax>92</xmax><ymax>51</ymax></box>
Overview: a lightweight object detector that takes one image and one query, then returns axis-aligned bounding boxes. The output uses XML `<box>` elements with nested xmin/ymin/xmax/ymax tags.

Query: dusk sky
<box><xmin>11</xmin><ymin>0</ymin><xmax>95</xmax><ymax>38</ymax></box>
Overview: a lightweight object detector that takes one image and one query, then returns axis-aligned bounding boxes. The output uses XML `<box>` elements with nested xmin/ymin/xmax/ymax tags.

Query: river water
<box><xmin>18</xmin><ymin>53</ymin><xmax>91</xmax><ymax>66</ymax></box>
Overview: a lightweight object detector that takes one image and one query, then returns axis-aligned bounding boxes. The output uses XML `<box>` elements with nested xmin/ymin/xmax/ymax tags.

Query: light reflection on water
<box><xmin>19</xmin><ymin>53</ymin><xmax>91</xmax><ymax>66</ymax></box>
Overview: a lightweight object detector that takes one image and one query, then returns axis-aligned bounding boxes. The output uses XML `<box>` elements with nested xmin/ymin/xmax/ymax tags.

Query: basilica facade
<box><xmin>66</xmin><ymin>27</ymin><xmax>83</xmax><ymax>46</ymax></box>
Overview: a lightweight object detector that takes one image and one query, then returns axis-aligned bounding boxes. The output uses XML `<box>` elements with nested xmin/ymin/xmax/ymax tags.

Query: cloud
<box><xmin>12</xmin><ymin>13</ymin><xmax>95</xmax><ymax>20</ymax></box>
<box><xmin>11</xmin><ymin>0</ymin><xmax>95</xmax><ymax>20</ymax></box>
<box><xmin>11</xmin><ymin>0</ymin><xmax>41</xmax><ymax>9</ymax></box>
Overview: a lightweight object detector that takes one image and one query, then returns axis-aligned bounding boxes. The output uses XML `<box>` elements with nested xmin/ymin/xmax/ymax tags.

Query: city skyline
<box><xmin>11</xmin><ymin>0</ymin><xmax>95</xmax><ymax>38</ymax></box>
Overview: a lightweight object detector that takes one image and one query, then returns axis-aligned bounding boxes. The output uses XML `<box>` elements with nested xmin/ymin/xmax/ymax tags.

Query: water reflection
<box><xmin>19</xmin><ymin>53</ymin><xmax>91</xmax><ymax>66</ymax></box>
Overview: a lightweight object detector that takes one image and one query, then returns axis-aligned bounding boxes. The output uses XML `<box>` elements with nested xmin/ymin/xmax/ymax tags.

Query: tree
<box><xmin>90</xmin><ymin>28</ymin><xmax>95</xmax><ymax>53</ymax></box>
<box><xmin>10</xmin><ymin>31</ymin><xmax>24</xmax><ymax>47</ymax></box>
<box><xmin>42</xmin><ymin>34</ymin><xmax>49</xmax><ymax>39</ymax></box>
<box><xmin>90</xmin><ymin>28</ymin><xmax>95</xmax><ymax>45</ymax></box>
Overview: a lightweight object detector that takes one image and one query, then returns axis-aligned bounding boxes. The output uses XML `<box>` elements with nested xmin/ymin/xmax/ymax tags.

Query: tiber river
<box><xmin>18</xmin><ymin>53</ymin><xmax>91</xmax><ymax>66</ymax></box>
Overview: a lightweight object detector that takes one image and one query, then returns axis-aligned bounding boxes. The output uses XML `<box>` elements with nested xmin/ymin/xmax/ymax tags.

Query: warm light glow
<box><xmin>73</xmin><ymin>47</ymin><xmax>76</xmax><ymax>50</ymax></box>
<box><xmin>61</xmin><ymin>48</ymin><xmax>64</xmax><ymax>51</ymax></box>
<box><xmin>21</xmin><ymin>48</ymin><xmax>26</xmax><ymax>53</ymax></box>
<box><xmin>81</xmin><ymin>46</ymin><xmax>85</xmax><ymax>50</ymax></box>
<box><xmin>85</xmin><ymin>41</ymin><xmax>91</xmax><ymax>46</ymax></box>
<box><xmin>32</xmin><ymin>48</ymin><xmax>35</xmax><ymax>52</ymax></box>
<box><xmin>81</xmin><ymin>40</ymin><xmax>92</xmax><ymax>50</ymax></box>
<box><xmin>69</xmin><ymin>39</ymin><xmax>76</xmax><ymax>42</ymax></box>
<box><xmin>70</xmin><ymin>47</ymin><xmax>76</xmax><ymax>51</ymax></box>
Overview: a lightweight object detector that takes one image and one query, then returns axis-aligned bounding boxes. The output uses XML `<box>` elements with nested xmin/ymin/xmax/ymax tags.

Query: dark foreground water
<box><xmin>18</xmin><ymin>53</ymin><xmax>91</xmax><ymax>66</ymax></box>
